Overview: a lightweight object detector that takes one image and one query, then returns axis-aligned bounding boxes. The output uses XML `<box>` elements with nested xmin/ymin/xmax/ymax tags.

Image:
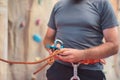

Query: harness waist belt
<box><xmin>79</xmin><ymin>59</ymin><xmax>106</xmax><ymax>65</ymax></box>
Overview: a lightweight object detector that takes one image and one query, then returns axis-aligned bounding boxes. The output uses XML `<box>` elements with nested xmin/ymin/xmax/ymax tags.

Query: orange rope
<box><xmin>0</xmin><ymin>50</ymin><xmax>64</xmax><ymax>64</ymax></box>
<box><xmin>33</xmin><ymin>63</ymin><xmax>49</xmax><ymax>75</ymax></box>
<box><xmin>0</xmin><ymin>50</ymin><xmax>105</xmax><ymax>75</ymax></box>
<box><xmin>0</xmin><ymin>50</ymin><xmax>64</xmax><ymax>75</ymax></box>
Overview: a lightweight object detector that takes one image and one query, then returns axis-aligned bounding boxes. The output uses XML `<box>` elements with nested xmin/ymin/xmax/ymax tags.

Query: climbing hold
<box><xmin>103</xmin><ymin>71</ymin><xmax>107</xmax><ymax>74</ymax></box>
<box><xmin>33</xmin><ymin>34</ymin><xmax>42</xmax><ymax>43</ymax></box>
<box><xmin>38</xmin><ymin>0</ymin><xmax>42</xmax><ymax>4</ymax></box>
<box><xmin>31</xmin><ymin>74</ymin><xmax>36</xmax><ymax>80</ymax></box>
<box><xmin>36</xmin><ymin>19</ymin><xmax>41</xmax><ymax>26</ymax></box>
<box><xmin>35</xmin><ymin>57</ymin><xmax>41</xmax><ymax>61</ymax></box>
<box><xmin>112</xmin><ymin>65</ymin><xmax>115</xmax><ymax>68</ymax></box>
<box><xmin>20</xmin><ymin>21</ymin><xmax>25</xmax><ymax>28</ymax></box>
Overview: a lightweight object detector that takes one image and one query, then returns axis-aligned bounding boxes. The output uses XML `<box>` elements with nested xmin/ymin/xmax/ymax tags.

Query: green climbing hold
<box><xmin>103</xmin><ymin>71</ymin><xmax>107</xmax><ymax>74</ymax></box>
<box><xmin>38</xmin><ymin>0</ymin><xmax>42</xmax><ymax>5</ymax></box>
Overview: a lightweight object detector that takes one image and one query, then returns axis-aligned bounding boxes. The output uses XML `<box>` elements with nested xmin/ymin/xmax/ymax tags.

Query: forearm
<box><xmin>83</xmin><ymin>42</ymin><xmax>119</xmax><ymax>60</ymax></box>
<box><xmin>43</xmin><ymin>27</ymin><xmax>56</xmax><ymax>50</ymax></box>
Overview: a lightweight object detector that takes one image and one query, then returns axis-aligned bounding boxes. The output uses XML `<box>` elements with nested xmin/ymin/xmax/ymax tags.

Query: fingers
<box><xmin>56</xmin><ymin>52</ymin><xmax>76</xmax><ymax>62</ymax></box>
<box><xmin>59</xmin><ymin>49</ymin><xmax>71</xmax><ymax>56</ymax></box>
<box><xmin>48</xmin><ymin>48</ymin><xmax>73</xmax><ymax>62</ymax></box>
<box><xmin>58</xmin><ymin>55</ymin><xmax>73</xmax><ymax>62</ymax></box>
<box><xmin>56</xmin><ymin>48</ymin><xmax>71</xmax><ymax>62</ymax></box>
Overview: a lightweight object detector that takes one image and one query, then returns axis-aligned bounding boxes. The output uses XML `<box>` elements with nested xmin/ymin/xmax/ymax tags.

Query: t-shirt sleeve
<box><xmin>47</xmin><ymin>4</ymin><xmax>58</xmax><ymax>30</ymax></box>
<box><xmin>100</xmin><ymin>0</ymin><xmax>119</xmax><ymax>30</ymax></box>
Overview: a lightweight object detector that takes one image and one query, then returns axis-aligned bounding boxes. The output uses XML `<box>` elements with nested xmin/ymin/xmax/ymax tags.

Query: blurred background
<box><xmin>0</xmin><ymin>0</ymin><xmax>120</xmax><ymax>80</ymax></box>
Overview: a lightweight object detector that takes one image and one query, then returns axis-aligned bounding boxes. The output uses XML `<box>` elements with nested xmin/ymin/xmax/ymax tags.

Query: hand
<box><xmin>47</xmin><ymin>43</ymin><xmax>62</xmax><ymax>60</ymax></box>
<box><xmin>57</xmin><ymin>48</ymin><xmax>85</xmax><ymax>63</ymax></box>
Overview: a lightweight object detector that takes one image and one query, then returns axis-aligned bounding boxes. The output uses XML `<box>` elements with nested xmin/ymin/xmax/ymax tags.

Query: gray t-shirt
<box><xmin>48</xmin><ymin>0</ymin><xmax>118</xmax><ymax>70</ymax></box>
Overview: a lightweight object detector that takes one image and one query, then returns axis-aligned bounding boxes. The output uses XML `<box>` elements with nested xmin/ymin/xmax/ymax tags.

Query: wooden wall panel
<box><xmin>0</xmin><ymin>0</ymin><xmax>8</xmax><ymax>80</ymax></box>
<box><xmin>7</xmin><ymin>0</ymin><xmax>57</xmax><ymax>80</ymax></box>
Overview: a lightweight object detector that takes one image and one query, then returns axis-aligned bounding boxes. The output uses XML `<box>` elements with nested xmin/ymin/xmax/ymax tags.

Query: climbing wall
<box><xmin>0</xmin><ymin>0</ymin><xmax>8</xmax><ymax>80</ymax></box>
<box><xmin>8</xmin><ymin>0</ymin><xmax>57</xmax><ymax>80</ymax></box>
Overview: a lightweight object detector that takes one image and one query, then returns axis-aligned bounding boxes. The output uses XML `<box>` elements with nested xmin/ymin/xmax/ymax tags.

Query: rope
<box><xmin>0</xmin><ymin>50</ymin><xmax>64</xmax><ymax>75</ymax></box>
<box><xmin>33</xmin><ymin>63</ymin><xmax>49</xmax><ymax>75</ymax></box>
<box><xmin>0</xmin><ymin>50</ymin><xmax>63</xmax><ymax>64</ymax></box>
<box><xmin>0</xmin><ymin>50</ymin><xmax>105</xmax><ymax>75</ymax></box>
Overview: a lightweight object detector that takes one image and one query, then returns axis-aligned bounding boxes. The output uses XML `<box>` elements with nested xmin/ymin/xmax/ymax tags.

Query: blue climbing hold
<box><xmin>33</xmin><ymin>34</ymin><xmax>42</xmax><ymax>43</ymax></box>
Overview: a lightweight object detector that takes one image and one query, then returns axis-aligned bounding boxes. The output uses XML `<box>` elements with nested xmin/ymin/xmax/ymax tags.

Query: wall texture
<box><xmin>1</xmin><ymin>0</ymin><xmax>57</xmax><ymax>80</ymax></box>
<box><xmin>0</xmin><ymin>0</ymin><xmax>8</xmax><ymax>80</ymax></box>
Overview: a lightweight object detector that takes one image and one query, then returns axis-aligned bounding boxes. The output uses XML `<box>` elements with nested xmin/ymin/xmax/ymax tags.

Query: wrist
<box><xmin>81</xmin><ymin>50</ymin><xmax>86</xmax><ymax>60</ymax></box>
<box><xmin>83</xmin><ymin>49</ymin><xmax>93</xmax><ymax>60</ymax></box>
<box><xmin>77</xmin><ymin>49</ymin><xmax>86</xmax><ymax>60</ymax></box>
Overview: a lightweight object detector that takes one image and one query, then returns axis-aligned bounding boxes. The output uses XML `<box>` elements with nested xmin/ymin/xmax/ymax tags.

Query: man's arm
<box><xmin>43</xmin><ymin>27</ymin><xmax>56</xmax><ymax>51</ymax></box>
<box><xmin>84</xmin><ymin>27</ymin><xmax>119</xmax><ymax>59</ymax></box>
<box><xmin>58</xmin><ymin>27</ymin><xmax>119</xmax><ymax>62</ymax></box>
